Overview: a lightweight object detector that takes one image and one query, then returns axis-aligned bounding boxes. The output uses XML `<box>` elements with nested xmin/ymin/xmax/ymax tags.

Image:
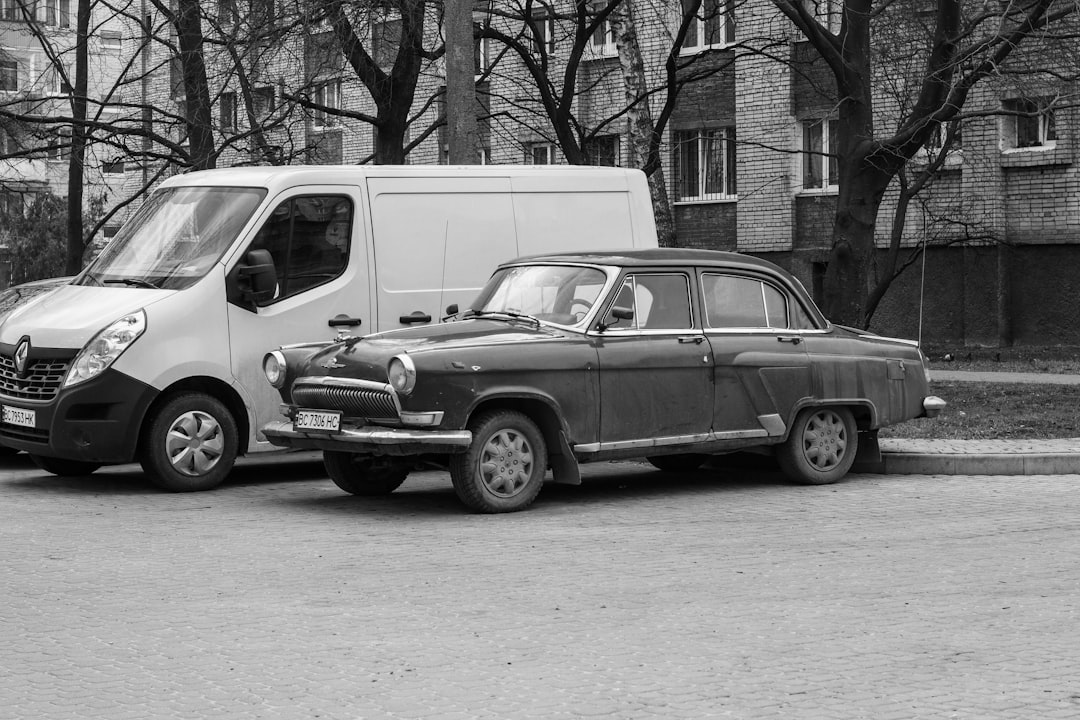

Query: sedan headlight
<box><xmin>264</xmin><ymin>350</ymin><xmax>288</xmax><ymax>388</ymax></box>
<box><xmin>64</xmin><ymin>310</ymin><xmax>147</xmax><ymax>388</ymax></box>
<box><xmin>387</xmin><ymin>354</ymin><xmax>416</xmax><ymax>395</ymax></box>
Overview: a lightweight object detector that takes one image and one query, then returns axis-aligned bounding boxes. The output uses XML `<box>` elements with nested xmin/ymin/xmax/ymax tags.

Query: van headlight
<box><xmin>387</xmin><ymin>354</ymin><xmax>416</xmax><ymax>395</ymax></box>
<box><xmin>264</xmin><ymin>350</ymin><xmax>287</xmax><ymax>388</ymax></box>
<box><xmin>64</xmin><ymin>310</ymin><xmax>147</xmax><ymax>388</ymax></box>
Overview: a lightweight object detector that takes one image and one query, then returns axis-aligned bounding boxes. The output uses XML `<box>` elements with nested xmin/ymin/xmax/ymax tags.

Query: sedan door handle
<box><xmin>400</xmin><ymin>311</ymin><xmax>433</xmax><ymax>325</ymax></box>
<box><xmin>677</xmin><ymin>335</ymin><xmax>705</xmax><ymax>344</ymax></box>
<box><xmin>778</xmin><ymin>335</ymin><xmax>803</xmax><ymax>345</ymax></box>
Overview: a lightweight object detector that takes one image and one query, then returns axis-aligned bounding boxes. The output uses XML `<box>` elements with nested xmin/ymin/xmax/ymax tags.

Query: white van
<box><xmin>0</xmin><ymin>165</ymin><xmax>658</xmax><ymax>490</ymax></box>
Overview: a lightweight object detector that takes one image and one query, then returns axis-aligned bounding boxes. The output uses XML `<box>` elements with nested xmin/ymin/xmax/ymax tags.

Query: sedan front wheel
<box><xmin>449</xmin><ymin>410</ymin><xmax>547</xmax><ymax>513</ymax></box>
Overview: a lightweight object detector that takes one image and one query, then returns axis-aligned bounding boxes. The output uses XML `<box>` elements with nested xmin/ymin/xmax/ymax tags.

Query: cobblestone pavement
<box><xmin>4</xmin><ymin>451</ymin><xmax>1080</xmax><ymax>720</ymax></box>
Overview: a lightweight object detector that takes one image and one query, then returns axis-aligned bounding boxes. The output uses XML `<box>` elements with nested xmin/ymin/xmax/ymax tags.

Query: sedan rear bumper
<box><xmin>922</xmin><ymin>396</ymin><xmax>947</xmax><ymax>418</ymax></box>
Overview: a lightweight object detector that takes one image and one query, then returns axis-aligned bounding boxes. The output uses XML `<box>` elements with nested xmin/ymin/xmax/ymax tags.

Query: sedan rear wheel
<box><xmin>777</xmin><ymin>406</ymin><xmax>857</xmax><ymax>485</ymax></box>
<box><xmin>449</xmin><ymin>410</ymin><xmax>547</xmax><ymax>513</ymax></box>
<box><xmin>324</xmin><ymin>452</ymin><xmax>409</xmax><ymax>495</ymax></box>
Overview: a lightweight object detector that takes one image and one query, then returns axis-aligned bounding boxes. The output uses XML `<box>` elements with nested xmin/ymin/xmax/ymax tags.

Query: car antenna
<box><xmin>438</xmin><ymin>220</ymin><xmax>453</xmax><ymax>321</ymax></box>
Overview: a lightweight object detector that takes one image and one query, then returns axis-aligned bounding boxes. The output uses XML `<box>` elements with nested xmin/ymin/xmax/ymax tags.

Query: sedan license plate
<box><xmin>294</xmin><ymin>409</ymin><xmax>341</xmax><ymax>433</ymax></box>
<box><xmin>2</xmin><ymin>404</ymin><xmax>36</xmax><ymax>429</ymax></box>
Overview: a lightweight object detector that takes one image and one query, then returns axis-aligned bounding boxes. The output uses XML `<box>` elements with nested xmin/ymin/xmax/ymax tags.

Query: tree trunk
<box><xmin>609</xmin><ymin>0</ymin><xmax>675</xmax><ymax>246</ymax></box>
<box><xmin>64</xmin><ymin>0</ymin><xmax>90</xmax><ymax>274</ymax></box>
<box><xmin>444</xmin><ymin>0</ymin><xmax>477</xmax><ymax>164</ymax></box>
<box><xmin>175</xmin><ymin>0</ymin><xmax>215</xmax><ymax>170</ymax></box>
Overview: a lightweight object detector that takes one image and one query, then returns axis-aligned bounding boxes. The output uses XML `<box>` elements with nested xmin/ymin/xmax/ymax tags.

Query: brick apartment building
<box><xmin>4</xmin><ymin>0</ymin><xmax>1077</xmax><ymax>347</ymax></box>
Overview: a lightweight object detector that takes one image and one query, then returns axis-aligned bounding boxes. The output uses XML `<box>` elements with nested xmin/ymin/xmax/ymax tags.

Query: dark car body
<box><xmin>262</xmin><ymin>249</ymin><xmax>943</xmax><ymax>512</ymax></box>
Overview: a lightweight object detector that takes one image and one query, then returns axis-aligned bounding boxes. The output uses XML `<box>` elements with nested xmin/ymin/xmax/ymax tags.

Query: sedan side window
<box><xmin>248</xmin><ymin>195</ymin><xmax>352</xmax><ymax>305</ymax></box>
<box><xmin>603</xmin><ymin>273</ymin><xmax>692</xmax><ymax>330</ymax></box>
<box><xmin>703</xmin><ymin>274</ymin><xmax>790</xmax><ymax>329</ymax></box>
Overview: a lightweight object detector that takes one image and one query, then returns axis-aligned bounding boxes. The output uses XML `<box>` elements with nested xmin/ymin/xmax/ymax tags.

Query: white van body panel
<box><xmin>110</xmin><ymin>269</ymin><xmax>234</xmax><ymax>391</ymax></box>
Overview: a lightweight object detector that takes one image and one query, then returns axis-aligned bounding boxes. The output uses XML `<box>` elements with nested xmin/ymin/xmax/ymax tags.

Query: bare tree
<box><xmin>775</xmin><ymin>0</ymin><xmax>1080</xmax><ymax>328</ymax></box>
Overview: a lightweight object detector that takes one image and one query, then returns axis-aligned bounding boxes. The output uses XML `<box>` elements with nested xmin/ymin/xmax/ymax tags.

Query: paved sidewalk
<box><xmin>879</xmin><ymin>368</ymin><xmax>1080</xmax><ymax>475</ymax></box>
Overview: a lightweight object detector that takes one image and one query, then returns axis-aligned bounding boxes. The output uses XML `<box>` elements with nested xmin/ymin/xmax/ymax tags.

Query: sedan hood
<box><xmin>302</xmin><ymin>318</ymin><xmax>566</xmax><ymax>379</ymax></box>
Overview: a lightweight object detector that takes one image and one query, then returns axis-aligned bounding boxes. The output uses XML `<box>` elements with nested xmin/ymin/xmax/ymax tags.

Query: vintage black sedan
<box><xmin>261</xmin><ymin>249</ymin><xmax>944</xmax><ymax>513</ymax></box>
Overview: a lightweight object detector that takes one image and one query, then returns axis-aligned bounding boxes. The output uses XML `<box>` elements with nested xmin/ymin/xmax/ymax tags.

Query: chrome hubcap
<box><xmin>478</xmin><ymin>428</ymin><xmax>534</xmax><ymax>498</ymax></box>
<box><xmin>802</xmin><ymin>411</ymin><xmax>847</xmax><ymax>470</ymax></box>
<box><xmin>165</xmin><ymin>410</ymin><xmax>224</xmax><ymax>477</ymax></box>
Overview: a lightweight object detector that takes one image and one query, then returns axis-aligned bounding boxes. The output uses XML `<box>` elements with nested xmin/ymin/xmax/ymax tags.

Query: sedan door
<box><xmin>700</xmin><ymin>272</ymin><xmax>813</xmax><ymax>439</ymax></box>
<box><xmin>594</xmin><ymin>272</ymin><xmax>713</xmax><ymax>447</ymax></box>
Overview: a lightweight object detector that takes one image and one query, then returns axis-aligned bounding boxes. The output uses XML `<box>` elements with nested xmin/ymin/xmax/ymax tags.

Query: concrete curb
<box><xmin>879</xmin><ymin>451</ymin><xmax>1080</xmax><ymax>476</ymax></box>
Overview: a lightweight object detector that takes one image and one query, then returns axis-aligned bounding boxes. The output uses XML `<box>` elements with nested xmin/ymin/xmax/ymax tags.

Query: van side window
<box><xmin>248</xmin><ymin>195</ymin><xmax>351</xmax><ymax>304</ymax></box>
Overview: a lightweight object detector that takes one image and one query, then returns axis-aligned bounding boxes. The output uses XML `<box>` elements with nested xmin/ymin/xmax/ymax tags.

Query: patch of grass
<box><xmin>925</xmin><ymin>345</ymin><xmax>1080</xmax><ymax>374</ymax></box>
<box><xmin>879</xmin><ymin>381</ymin><xmax>1080</xmax><ymax>440</ymax></box>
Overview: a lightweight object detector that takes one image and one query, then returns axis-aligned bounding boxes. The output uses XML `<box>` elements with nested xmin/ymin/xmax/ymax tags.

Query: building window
<box><xmin>1002</xmin><ymin>98</ymin><xmax>1056</xmax><ymax>149</ymax></box>
<box><xmin>1</xmin><ymin>0</ymin><xmax>34</xmax><ymax>21</ymax></box>
<box><xmin>312</xmin><ymin>80</ymin><xmax>340</xmax><ymax>129</ymax></box>
<box><xmin>249</xmin><ymin>0</ymin><xmax>273</xmax><ymax>28</ymax></box>
<box><xmin>681</xmin><ymin>0</ymin><xmax>735</xmax><ymax>53</ymax></box>
<box><xmin>532</xmin><ymin>12</ymin><xmax>555</xmax><ymax>54</ymax></box>
<box><xmin>253</xmin><ymin>85</ymin><xmax>275</xmax><ymax>119</ymax></box>
<box><xmin>44</xmin><ymin>0</ymin><xmax>71</xmax><ymax>27</ymax></box>
<box><xmin>218</xmin><ymin>0</ymin><xmax>238</xmax><ymax>26</ymax></box>
<box><xmin>801</xmin><ymin>118</ymin><xmax>838</xmax><ymax>190</ymax></box>
<box><xmin>103</xmin><ymin>160</ymin><xmax>125</xmax><ymax>174</ymax></box>
<box><xmin>0</xmin><ymin>190</ymin><xmax>24</xmax><ymax>217</ymax></box>
<box><xmin>0</xmin><ymin>127</ymin><xmax>10</xmax><ymax>154</ymax></box>
<box><xmin>584</xmin><ymin>134</ymin><xmax>619</xmax><ymax>166</ymax></box>
<box><xmin>0</xmin><ymin>60</ymin><xmax>18</xmax><ymax>92</ymax></box>
<box><xmin>219</xmin><ymin>91</ymin><xmax>237</xmax><ymax>131</ymax></box>
<box><xmin>474</xmin><ymin>29</ymin><xmax>491</xmax><ymax>78</ymax></box>
<box><xmin>373</xmin><ymin>17</ymin><xmax>401</xmax><ymax>69</ymax></box>
<box><xmin>527</xmin><ymin>142</ymin><xmax>557</xmax><ymax>165</ymax></box>
<box><xmin>47</xmin><ymin>126</ymin><xmax>71</xmax><ymax>161</ymax></box>
<box><xmin>674</xmin><ymin>127</ymin><xmax>736</xmax><ymax>201</ymax></box>
<box><xmin>100</xmin><ymin>30</ymin><xmax>123</xmax><ymax>49</ymax></box>
<box><xmin>589</xmin><ymin>2</ymin><xmax>616</xmax><ymax>56</ymax></box>
<box><xmin>49</xmin><ymin>63</ymin><xmax>71</xmax><ymax>94</ymax></box>
<box><xmin>801</xmin><ymin>0</ymin><xmax>841</xmax><ymax>33</ymax></box>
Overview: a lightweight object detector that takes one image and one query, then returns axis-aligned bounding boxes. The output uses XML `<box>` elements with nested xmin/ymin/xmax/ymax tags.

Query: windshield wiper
<box><xmin>104</xmin><ymin>278</ymin><xmax>160</xmax><ymax>290</ymax></box>
<box><xmin>471</xmin><ymin>309</ymin><xmax>541</xmax><ymax>328</ymax></box>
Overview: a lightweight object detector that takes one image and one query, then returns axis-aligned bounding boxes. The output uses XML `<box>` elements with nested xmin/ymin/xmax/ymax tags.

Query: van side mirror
<box><xmin>237</xmin><ymin>249</ymin><xmax>277</xmax><ymax>303</ymax></box>
<box><xmin>445</xmin><ymin>303</ymin><xmax>459</xmax><ymax>315</ymax></box>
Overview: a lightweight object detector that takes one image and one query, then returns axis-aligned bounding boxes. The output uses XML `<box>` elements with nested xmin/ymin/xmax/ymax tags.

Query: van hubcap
<box><xmin>166</xmin><ymin>410</ymin><xmax>225</xmax><ymax>476</ymax></box>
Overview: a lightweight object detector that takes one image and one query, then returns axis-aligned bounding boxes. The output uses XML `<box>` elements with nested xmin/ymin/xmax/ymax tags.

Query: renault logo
<box><xmin>14</xmin><ymin>338</ymin><xmax>30</xmax><ymax>376</ymax></box>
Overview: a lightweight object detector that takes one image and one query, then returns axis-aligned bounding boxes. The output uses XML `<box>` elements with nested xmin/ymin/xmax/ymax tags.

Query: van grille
<box><xmin>292</xmin><ymin>382</ymin><xmax>399</xmax><ymax>420</ymax></box>
<box><xmin>0</xmin><ymin>354</ymin><xmax>70</xmax><ymax>401</ymax></box>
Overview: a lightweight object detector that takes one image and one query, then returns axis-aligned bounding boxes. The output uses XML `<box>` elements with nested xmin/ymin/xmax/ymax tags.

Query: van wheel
<box><xmin>449</xmin><ymin>410</ymin><xmax>547</xmax><ymax>513</ymax></box>
<box><xmin>324</xmin><ymin>452</ymin><xmax>409</xmax><ymax>495</ymax></box>
<box><xmin>30</xmin><ymin>454</ymin><xmax>101</xmax><ymax>476</ymax></box>
<box><xmin>139</xmin><ymin>393</ymin><xmax>238</xmax><ymax>492</ymax></box>
<box><xmin>777</xmin><ymin>407</ymin><xmax>857</xmax><ymax>485</ymax></box>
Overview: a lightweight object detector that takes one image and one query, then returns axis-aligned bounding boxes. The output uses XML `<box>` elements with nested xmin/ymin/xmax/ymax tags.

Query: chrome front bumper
<box><xmin>262</xmin><ymin>420</ymin><xmax>472</xmax><ymax>454</ymax></box>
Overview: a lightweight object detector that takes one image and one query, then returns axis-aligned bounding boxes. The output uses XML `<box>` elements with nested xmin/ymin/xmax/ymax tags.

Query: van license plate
<box><xmin>2</xmin><ymin>405</ymin><xmax>36</xmax><ymax>428</ymax></box>
<box><xmin>294</xmin><ymin>409</ymin><xmax>341</xmax><ymax>433</ymax></box>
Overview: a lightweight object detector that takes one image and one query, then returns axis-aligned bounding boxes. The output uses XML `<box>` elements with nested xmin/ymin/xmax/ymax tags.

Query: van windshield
<box><xmin>77</xmin><ymin>186</ymin><xmax>267</xmax><ymax>291</ymax></box>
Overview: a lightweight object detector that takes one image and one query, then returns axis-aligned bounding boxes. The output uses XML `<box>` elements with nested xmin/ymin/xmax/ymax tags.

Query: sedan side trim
<box><xmin>575</xmin><ymin>428</ymin><xmax>771</xmax><ymax>454</ymax></box>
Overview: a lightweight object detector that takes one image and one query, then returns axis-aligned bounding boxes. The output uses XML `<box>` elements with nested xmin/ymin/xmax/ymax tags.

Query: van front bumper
<box><xmin>0</xmin><ymin>368</ymin><xmax>157</xmax><ymax>463</ymax></box>
<box><xmin>262</xmin><ymin>419</ymin><xmax>472</xmax><ymax>456</ymax></box>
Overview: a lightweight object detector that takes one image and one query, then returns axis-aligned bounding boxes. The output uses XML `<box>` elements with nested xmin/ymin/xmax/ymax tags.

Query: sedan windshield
<box><xmin>470</xmin><ymin>264</ymin><xmax>610</xmax><ymax>328</ymax></box>
<box><xmin>77</xmin><ymin>186</ymin><xmax>266</xmax><ymax>291</ymax></box>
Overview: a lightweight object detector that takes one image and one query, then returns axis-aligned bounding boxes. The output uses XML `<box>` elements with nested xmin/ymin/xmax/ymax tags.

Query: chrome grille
<box><xmin>0</xmin><ymin>354</ymin><xmax>70</xmax><ymax>401</ymax></box>
<box><xmin>292</xmin><ymin>381</ymin><xmax>399</xmax><ymax>419</ymax></box>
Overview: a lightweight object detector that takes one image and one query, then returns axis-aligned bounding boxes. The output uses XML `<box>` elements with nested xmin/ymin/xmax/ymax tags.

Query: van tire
<box><xmin>323</xmin><ymin>452</ymin><xmax>409</xmax><ymax>495</ymax></box>
<box><xmin>777</xmin><ymin>406</ymin><xmax>857</xmax><ymax>485</ymax></box>
<box><xmin>139</xmin><ymin>393</ymin><xmax>239</xmax><ymax>492</ymax></box>
<box><xmin>449</xmin><ymin>410</ymin><xmax>547</xmax><ymax>513</ymax></box>
<box><xmin>30</xmin><ymin>454</ymin><xmax>101</xmax><ymax>476</ymax></box>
